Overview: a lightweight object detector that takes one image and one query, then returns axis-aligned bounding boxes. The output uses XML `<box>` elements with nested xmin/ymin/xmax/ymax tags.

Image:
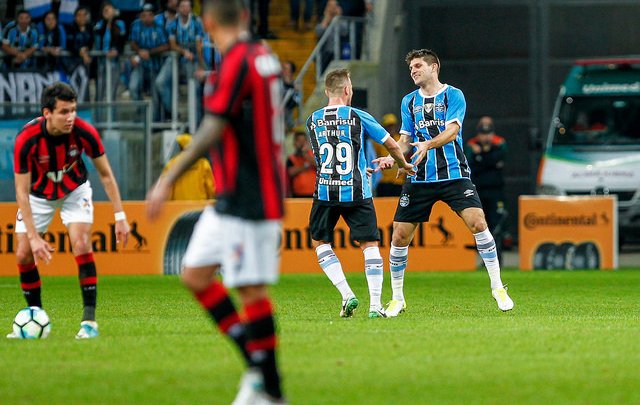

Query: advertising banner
<box><xmin>0</xmin><ymin>198</ymin><xmax>476</xmax><ymax>276</ymax></box>
<box><xmin>518</xmin><ymin>196</ymin><xmax>617</xmax><ymax>270</ymax></box>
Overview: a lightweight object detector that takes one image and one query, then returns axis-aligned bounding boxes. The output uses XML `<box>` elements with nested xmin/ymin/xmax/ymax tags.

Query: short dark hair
<box><xmin>202</xmin><ymin>0</ymin><xmax>245</xmax><ymax>26</ymax></box>
<box><xmin>16</xmin><ymin>9</ymin><xmax>31</xmax><ymax>18</ymax></box>
<box><xmin>324</xmin><ymin>68</ymin><xmax>350</xmax><ymax>94</ymax></box>
<box><xmin>405</xmin><ymin>49</ymin><xmax>441</xmax><ymax>73</ymax></box>
<box><xmin>41</xmin><ymin>82</ymin><xmax>77</xmax><ymax>112</ymax></box>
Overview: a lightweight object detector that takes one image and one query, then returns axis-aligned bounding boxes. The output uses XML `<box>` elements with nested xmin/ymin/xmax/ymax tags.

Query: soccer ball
<box><xmin>12</xmin><ymin>307</ymin><xmax>52</xmax><ymax>339</ymax></box>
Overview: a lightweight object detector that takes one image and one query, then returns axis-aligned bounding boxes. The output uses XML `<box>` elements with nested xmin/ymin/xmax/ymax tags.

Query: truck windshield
<box><xmin>552</xmin><ymin>95</ymin><xmax>640</xmax><ymax>146</ymax></box>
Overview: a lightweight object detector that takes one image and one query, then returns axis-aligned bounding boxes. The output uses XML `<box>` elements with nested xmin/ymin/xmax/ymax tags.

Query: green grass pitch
<box><xmin>1</xmin><ymin>269</ymin><xmax>639</xmax><ymax>404</ymax></box>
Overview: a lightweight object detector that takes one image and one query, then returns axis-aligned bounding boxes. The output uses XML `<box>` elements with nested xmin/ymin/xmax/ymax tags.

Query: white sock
<box><xmin>389</xmin><ymin>244</ymin><xmax>408</xmax><ymax>302</ymax></box>
<box><xmin>316</xmin><ymin>244</ymin><xmax>354</xmax><ymax>300</ymax></box>
<box><xmin>473</xmin><ymin>229</ymin><xmax>503</xmax><ymax>290</ymax></box>
<box><xmin>363</xmin><ymin>246</ymin><xmax>383</xmax><ymax>310</ymax></box>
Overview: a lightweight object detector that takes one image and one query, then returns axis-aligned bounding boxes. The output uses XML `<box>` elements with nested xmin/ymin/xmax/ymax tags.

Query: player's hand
<box><xmin>410</xmin><ymin>141</ymin><xmax>430</xmax><ymax>165</ymax></box>
<box><xmin>400</xmin><ymin>162</ymin><xmax>416</xmax><ymax>177</ymax></box>
<box><xmin>30</xmin><ymin>236</ymin><xmax>55</xmax><ymax>265</ymax></box>
<box><xmin>371</xmin><ymin>156</ymin><xmax>395</xmax><ymax>172</ymax></box>
<box><xmin>146</xmin><ymin>178</ymin><xmax>171</xmax><ymax>221</ymax></box>
<box><xmin>115</xmin><ymin>218</ymin><xmax>130</xmax><ymax>248</ymax></box>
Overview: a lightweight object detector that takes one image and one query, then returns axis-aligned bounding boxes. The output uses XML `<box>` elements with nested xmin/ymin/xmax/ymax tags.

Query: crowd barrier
<box><xmin>0</xmin><ymin>198</ymin><xmax>476</xmax><ymax>276</ymax></box>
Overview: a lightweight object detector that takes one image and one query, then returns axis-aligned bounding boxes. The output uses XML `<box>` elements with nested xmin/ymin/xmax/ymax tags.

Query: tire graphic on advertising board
<box><xmin>532</xmin><ymin>241</ymin><xmax>600</xmax><ymax>270</ymax></box>
<box><xmin>163</xmin><ymin>211</ymin><xmax>203</xmax><ymax>275</ymax></box>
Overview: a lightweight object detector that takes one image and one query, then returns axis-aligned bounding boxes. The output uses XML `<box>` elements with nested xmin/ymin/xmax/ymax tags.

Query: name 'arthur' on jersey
<box><xmin>307</xmin><ymin>105</ymin><xmax>389</xmax><ymax>204</ymax></box>
<box><xmin>400</xmin><ymin>84</ymin><xmax>471</xmax><ymax>183</ymax></box>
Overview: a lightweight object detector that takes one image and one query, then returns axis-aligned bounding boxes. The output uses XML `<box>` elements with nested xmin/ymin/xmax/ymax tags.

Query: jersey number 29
<box><xmin>319</xmin><ymin>142</ymin><xmax>353</xmax><ymax>175</ymax></box>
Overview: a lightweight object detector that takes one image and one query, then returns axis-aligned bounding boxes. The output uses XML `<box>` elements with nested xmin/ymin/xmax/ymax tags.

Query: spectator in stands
<box><xmin>373</xmin><ymin>113</ymin><xmax>404</xmax><ymax>196</ymax></box>
<box><xmin>194</xmin><ymin>33</ymin><xmax>220</xmax><ymax>124</ymax></box>
<box><xmin>289</xmin><ymin>0</ymin><xmax>314</xmax><ymax>31</ymax></box>
<box><xmin>38</xmin><ymin>11</ymin><xmax>67</xmax><ymax>71</ymax></box>
<box><xmin>282</xmin><ymin>60</ymin><xmax>300</xmax><ymax>131</ymax></box>
<box><xmin>2</xmin><ymin>10</ymin><xmax>40</xmax><ymax>69</ymax></box>
<box><xmin>129</xmin><ymin>2</ymin><xmax>169</xmax><ymax>121</ymax></box>
<box><xmin>157</xmin><ymin>0</ymin><xmax>204</xmax><ymax>118</ymax></box>
<box><xmin>93</xmin><ymin>1</ymin><xmax>127</xmax><ymax>103</ymax></box>
<box><xmin>155</xmin><ymin>0</ymin><xmax>178</xmax><ymax>30</ymax></box>
<box><xmin>316</xmin><ymin>0</ymin><xmax>346</xmax><ymax>73</ymax></box>
<box><xmin>250</xmin><ymin>0</ymin><xmax>277</xmax><ymax>39</ymax></box>
<box><xmin>287</xmin><ymin>128</ymin><xmax>317</xmax><ymax>198</ymax></box>
<box><xmin>161</xmin><ymin>133</ymin><xmax>215</xmax><ymax>200</ymax></box>
<box><xmin>65</xmin><ymin>6</ymin><xmax>93</xmax><ymax>74</ymax></box>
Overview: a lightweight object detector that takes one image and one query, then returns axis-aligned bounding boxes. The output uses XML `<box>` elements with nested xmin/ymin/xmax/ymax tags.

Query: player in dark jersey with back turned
<box><xmin>373</xmin><ymin>49</ymin><xmax>514</xmax><ymax>316</ymax></box>
<box><xmin>146</xmin><ymin>1</ymin><xmax>287</xmax><ymax>404</ymax></box>
<box><xmin>10</xmin><ymin>82</ymin><xmax>130</xmax><ymax>339</ymax></box>
<box><xmin>306</xmin><ymin>68</ymin><xmax>414</xmax><ymax>319</ymax></box>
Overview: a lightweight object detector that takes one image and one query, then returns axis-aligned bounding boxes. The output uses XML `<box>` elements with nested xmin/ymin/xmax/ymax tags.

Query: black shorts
<box><xmin>393</xmin><ymin>178</ymin><xmax>483</xmax><ymax>223</ymax></box>
<box><xmin>309</xmin><ymin>199</ymin><xmax>380</xmax><ymax>243</ymax></box>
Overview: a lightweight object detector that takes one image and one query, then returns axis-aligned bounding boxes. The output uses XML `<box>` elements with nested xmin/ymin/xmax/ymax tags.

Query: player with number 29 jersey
<box><xmin>306</xmin><ymin>106</ymin><xmax>389</xmax><ymax>204</ymax></box>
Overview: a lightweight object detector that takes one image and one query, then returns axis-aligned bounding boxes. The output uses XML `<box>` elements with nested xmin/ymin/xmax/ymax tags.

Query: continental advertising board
<box><xmin>518</xmin><ymin>196</ymin><xmax>617</xmax><ymax>270</ymax></box>
<box><xmin>0</xmin><ymin>198</ymin><xmax>475</xmax><ymax>276</ymax></box>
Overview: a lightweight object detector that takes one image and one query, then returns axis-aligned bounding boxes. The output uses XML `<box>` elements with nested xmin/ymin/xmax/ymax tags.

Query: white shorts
<box><xmin>183</xmin><ymin>206</ymin><xmax>282</xmax><ymax>288</ymax></box>
<box><xmin>15</xmin><ymin>181</ymin><xmax>94</xmax><ymax>233</ymax></box>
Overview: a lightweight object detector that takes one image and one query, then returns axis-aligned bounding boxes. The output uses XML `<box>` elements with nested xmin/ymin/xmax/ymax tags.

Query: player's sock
<box><xmin>389</xmin><ymin>244</ymin><xmax>408</xmax><ymax>302</ymax></box>
<box><xmin>316</xmin><ymin>244</ymin><xmax>354</xmax><ymax>300</ymax></box>
<box><xmin>194</xmin><ymin>280</ymin><xmax>252</xmax><ymax>366</ymax></box>
<box><xmin>18</xmin><ymin>263</ymin><xmax>42</xmax><ymax>308</ymax></box>
<box><xmin>363</xmin><ymin>246</ymin><xmax>383</xmax><ymax>310</ymax></box>
<box><xmin>473</xmin><ymin>229</ymin><xmax>503</xmax><ymax>289</ymax></box>
<box><xmin>76</xmin><ymin>253</ymin><xmax>97</xmax><ymax>321</ymax></box>
<box><xmin>243</xmin><ymin>297</ymin><xmax>283</xmax><ymax>400</ymax></box>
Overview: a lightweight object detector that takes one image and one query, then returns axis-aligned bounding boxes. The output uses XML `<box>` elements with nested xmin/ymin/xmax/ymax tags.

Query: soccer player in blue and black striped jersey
<box><xmin>306</xmin><ymin>69</ymin><xmax>415</xmax><ymax>319</ymax></box>
<box><xmin>373</xmin><ymin>49</ymin><xmax>514</xmax><ymax>315</ymax></box>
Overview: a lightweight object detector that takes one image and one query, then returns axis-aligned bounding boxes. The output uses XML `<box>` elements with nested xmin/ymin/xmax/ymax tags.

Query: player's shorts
<box><xmin>309</xmin><ymin>198</ymin><xmax>380</xmax><ymax>243</ymax></box>
<box><xmin>183</xmin><ymin>206</ymin><xmax>281</xmax><ymax>288</ymax></box>
<box><xmin>15</xmin><ymin>181</ymin><xmax>94</xmax><ymax>233</ymax></box>
<box><xmin>393</xmin><ymin>178</ymin><xmax>482</xmax><ymax>223</ymax></box>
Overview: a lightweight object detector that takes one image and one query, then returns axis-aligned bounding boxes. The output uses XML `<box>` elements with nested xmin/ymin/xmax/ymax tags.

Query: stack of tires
<box><xmin>532</xmin><ymin>241</ymin><xmax>600</xmax><ymax>270</ymax></box>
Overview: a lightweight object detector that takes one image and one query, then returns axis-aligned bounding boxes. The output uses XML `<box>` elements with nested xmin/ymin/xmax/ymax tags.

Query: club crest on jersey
<box><xmin>424</xmin><ymin>103</ymin><xmax>434</xmax><ymax>114</ymax></box>
<box><xmin>435</xmin><ymin>103</ymin><xmax>445</xmax><ymax>113</ymax></box>
<box><xmin>413</xmin><ymin>106</ymin><xmax>422</xmax><ymax>114</ymax></box>
<box><xmin>399</xmin><ymin>194</ymin><xmax>410</xmax><ymax>207</ymax></box>
<box><xmin>68</xmin><ymin>145</ymin><xmax>78</xmax><ymax>157</ymax></box>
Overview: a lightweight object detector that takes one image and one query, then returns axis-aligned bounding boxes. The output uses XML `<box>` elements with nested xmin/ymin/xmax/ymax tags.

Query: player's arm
<box><xmin>146</xmin><ymin>114</ymin><xmax>225</xmax><ymax>220</ymax></box>
<box><xmin>93</xmin><ymin>155</ymin><xmax>130</xmax><ymax>246</ymax></box>
<box><xmin>15</xmin><ymin>172</ymin><xmax>54</xmax><ymax>264</ymax></box>
<box><xmin>383</xmin><ymin>137</ymin><xmax>415</xmax><ymax>175</ymax></box>
<box><xmin>410</xmin><ymin>122</ymin><xmax>460</xmax><ymax>165</ymax></box>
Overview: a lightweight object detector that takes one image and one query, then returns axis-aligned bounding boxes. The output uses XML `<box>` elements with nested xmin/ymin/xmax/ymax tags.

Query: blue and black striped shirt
<box><xmin>400</xmin><ymin>84</ymin><xmax>470</xmax><ymax>183</ymax></box>
<box><xmin>307</xmin><ymin>105</ymin><xmax>389</xmax><ymax>204</ymax></box>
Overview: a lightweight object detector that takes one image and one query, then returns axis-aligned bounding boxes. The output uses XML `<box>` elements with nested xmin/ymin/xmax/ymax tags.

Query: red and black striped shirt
<box><xmin>203</xmin><ymin>40</ymin><xmax>285</xmax><ymax>220</ymax></box>
<box><xmin>14</xmin><ymin>117</ymin><xmax>105</xmax><ymax>200</ymax></box>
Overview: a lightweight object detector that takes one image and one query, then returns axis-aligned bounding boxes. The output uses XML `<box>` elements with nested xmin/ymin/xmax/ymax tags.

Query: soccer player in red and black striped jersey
<box><xmin>146</xmin><ymin>1</ymin><xmax>286</xmax><ymax>403</ymax></box>
<box><xmin>10</xmin><ymin>82</ymin><xmax>130</xmax><ymax>340</ymax></box>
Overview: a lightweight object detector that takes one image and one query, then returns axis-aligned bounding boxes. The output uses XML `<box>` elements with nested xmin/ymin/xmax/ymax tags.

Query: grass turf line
<box><xmin>0</xmin><ymin>270</ymin><xmax>638</xmax><ymax>404</ymax></box>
